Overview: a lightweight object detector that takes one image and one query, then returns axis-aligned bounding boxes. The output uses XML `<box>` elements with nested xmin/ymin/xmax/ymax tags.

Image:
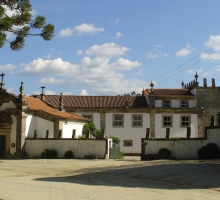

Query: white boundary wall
<box><xmin>143</xmin><ymin>128</ymin><xmax>220</xmax><ymax>159</ymax></box>
<box><xmin>25</xmin><ymin>139</ymin><xmax>110</xmax><ymax>159</ymax></box>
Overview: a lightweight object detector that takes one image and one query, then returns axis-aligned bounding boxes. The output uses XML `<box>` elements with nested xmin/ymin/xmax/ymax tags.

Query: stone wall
<box><xmin>25</xmin><ymin>138</ymin><xmax>110</xmax><ymax>159</ymax></box>
<box><xmin>142</xmin><ymin>127</ymin><xmax>220</xmax><ymax>159</ymax></box>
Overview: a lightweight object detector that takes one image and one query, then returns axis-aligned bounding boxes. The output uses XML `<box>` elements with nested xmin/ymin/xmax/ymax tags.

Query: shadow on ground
<box><xmin>34</xmin><ymin>160</ymin><xmax>220</xmax><ymax>190</ymax></box>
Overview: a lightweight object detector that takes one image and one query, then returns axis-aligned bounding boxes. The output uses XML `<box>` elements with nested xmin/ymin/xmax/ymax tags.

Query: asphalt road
<box><xmin>0</xmin><ymin>157</ymin><xmax>220</xmax><ymax>200</ymax></box>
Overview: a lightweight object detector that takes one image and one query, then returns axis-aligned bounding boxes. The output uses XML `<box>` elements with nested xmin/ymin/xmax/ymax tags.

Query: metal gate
<box><xmin>109</xmin><ymin>147</ymin><xmax>120</xmax><ymax>159</ymax></box>
<box><xmin>0</xmin><ymin>136</ymin><xmax>6</xmax><ymax>158</ymax></box>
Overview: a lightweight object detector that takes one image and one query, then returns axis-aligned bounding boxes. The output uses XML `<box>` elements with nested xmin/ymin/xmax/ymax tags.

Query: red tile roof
<box><xmin>144</xmin><ymin>89</ymin><xmax>195</xmax><ymax>97</ymax></box>
<box><xmin>34</xmin><ymin>95</ymin><xmax>149</xmax><ymax>109</ymax></box>
<box><xmin>25</xmin><ymin>96</ymin><xmax>88</xmax><ymax>121</ymax></box>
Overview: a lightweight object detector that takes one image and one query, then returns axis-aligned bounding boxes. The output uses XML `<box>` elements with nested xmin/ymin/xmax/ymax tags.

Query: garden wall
<box><xmin>142</xmin><ymin>127</ymin><xmax>220</xmax><ymax>159</ymax></box>
<box><xmin>25</xmin><ymin>138</ymin><xmax>110</xmax><ymax>159</ymax></box>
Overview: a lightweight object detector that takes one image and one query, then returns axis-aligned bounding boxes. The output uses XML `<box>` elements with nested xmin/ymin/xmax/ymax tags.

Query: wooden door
<box><xmin>0</xmin><ymin>135</ymin><xmax>6</xmax><ymax>158</ymax></box>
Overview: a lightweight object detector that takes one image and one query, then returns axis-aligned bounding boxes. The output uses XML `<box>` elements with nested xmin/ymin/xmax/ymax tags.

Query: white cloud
<box><xmin>200</xmin><ymin>35</ymin><xmax>220</xmax><ymax>61</ymax></box>
<box><xmin>59</xmin><ymin>23</ymin><xmax>104</xmax><ymax>37</ymax></box>
<box><xmin>204</xmin><ymin>35</ymin><xmax>220</xmax><ymax>51</ymax></box>
<box><xmin>62</xmin><ymin>91</ymin><xmax>72</xmax><ymax>95</ymax></box>
<box><xmin>155</xmin><ymin>44</ymin><xmax>164</xmax><ymax>48</ymax></box>
<box><xmin>146</xmin><ymin>52</ymin><xmax>168</xmax><ymax>59</ymax></box>
<box><xmin>133</xmin><ymin>69</ymin><xmax>142</xmax><ymax>76</ymax></box>
<box><xmin>45</xmin><ymin>90</ymin><xmax>56</xmax><ymax>95</ymax></box>
<box><xmin>109</xmin><ymin>58</ymin><xmax>142</xmax><ymax>71</ymax></box>
<box><xmin>175</xmin><ymin>43</ymin><xmax>194</xmax><ymax>57</ymax></box>
<box><xmin>115</xmin><ymin>19</ymin><xmax>120</xmax><ymax>24</ymax></box>
<box><xmin>18</xmin><ymin>58</ymin><xmax>79</xmax><ymax>76</ymax></box>
<box><xmin>40</xmin><ymin>77</ymin><xmax>65</xmax><ymax>86</ymax></box>
<box><xmin>32</xmin><ymin>90</ymin><xmax>40</xmax><ymax>95</ymax></box>
<box><xmin>186</xmin><ymin>68</ymin><xmax>203</xmax><ymax>75</ymax></box>
<box><xmin>80</xmin><ymin>89</ymin><xmax>88</xmax><ymax>96</ymax></box>
<box><xmin>17</xmin><ymin>42</ymin><xmax>145</xmax><ymax>95</ymax></box>
<box><xmin>77</xmin><ymin>50</ymin><xmax>83</xmax><ymax>55</ymax></box>
<box><xmin>202</xmin><ymin>66</ymin><xmax>220</xmax><ymax>77</ymax></box>
<box><xmin>201</xmin><ymin>52</ymin><xmax>220</xmax><ymax>61</ymax></box>
<box><xmin>85</xmin><ymin>43</ymin><xmax>130</xmax><ymax>58</ymax></box>
<box><xmin>116</xmin><ymin>32</ymin><xmax>122</xmax><ymax>38</ymax></box>
<box><xmin>6</xmin><ymin>87</ymin><xmax>15</xmax><ymax>93</ymax></box>
<box><xmin>0</xmin><ymin>64</ymin><xmax>16</xmax><ymax>72</ymax></box>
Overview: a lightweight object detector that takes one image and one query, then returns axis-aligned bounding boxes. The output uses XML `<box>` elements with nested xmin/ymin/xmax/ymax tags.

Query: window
<box><xmin>83</xmin><ymin>115</ymin><xmax>93</xmax><ymax>122</ymax></box>
<box><xmin>181</xmin><ymin>116</ymin><xmax>190</xmax><ymax>127</ymax></box>
<box><xmin>132</xmin><ymin>115</ymin><xmax>142</xmax><ymax>127</ymax></box>
<box><xmin>163</xmin><ymin>100</ymin><xmax>171</xmax><ymax>108</ymax></box>
<box><xmin>123</xmin><ymin>140</ymin><xmax>133</xmax><ymax>146</ymax></box>
<box><xmin>113</xmin><ymin>115</ymin><xmax>123</xmax><ymax>127</ymax></box>
<box><xmin>181</xmin><ymin>100</ymin><xmax>188</xmax><ymax>108</ymax></box>
<box><xmin>163</xmin><ymin>116</ymin><xmax>172</xmax><ymax>127</ymax></box>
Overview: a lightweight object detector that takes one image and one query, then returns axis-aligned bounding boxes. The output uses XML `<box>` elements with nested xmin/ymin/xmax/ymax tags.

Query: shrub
<box><xmin>197</xmin><ymin>143</ymin><xmax>220</xmax><ymax>159</ymax></box>
<box><xmin>119</xmin><ymin>152</ymin><xmax>124</xmax><ymax>159</ymax></box>
<box><xmin>41</xmin><ymin>149</ymin><xmax>57</xmax><ymax>159</ymax></box>
<box><xmin>158</xmin><ymin>148</ymin><xmax>171</xmax><ymax>159</ymax></box>
<box><xmin>64</xmin><ymin>150</ymin><xmax>74</xmax><ymax>159</ymax></box>
<box><xmin>50</xmin><ymin>150</ymin><xmax>57</xmax><ymax>159</ymax></box>
<box><xmin>82</xmin><ymin>122</ymin><xmax>103</xmax><ymax>139</ymax></box>
<box><xmin>109</xmin><ymin>136</ymin><xmax>120</xmax><ymax>147</ymax></box>
<box><xmin>41</xmin><ymin>149</ymin><xmax>50</xmax><ymax>158</ymax></box>
<box><xmin>82</xmin><ymin>123</ymin><xmax>90</xmax><ymax>138</ymax></box>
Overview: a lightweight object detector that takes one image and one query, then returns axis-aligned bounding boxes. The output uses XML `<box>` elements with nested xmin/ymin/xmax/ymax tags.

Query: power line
<box><xmin>134</xmin><ymin>43</ymin><xmax>220</xmax><ymax>92</ymax></box>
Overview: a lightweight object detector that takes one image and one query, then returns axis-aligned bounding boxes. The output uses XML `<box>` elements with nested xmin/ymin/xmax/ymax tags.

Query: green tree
<box><xmin>0</xmin><ymin>0</ymin><xmax>54</xmax><ymax>50</ymax></box>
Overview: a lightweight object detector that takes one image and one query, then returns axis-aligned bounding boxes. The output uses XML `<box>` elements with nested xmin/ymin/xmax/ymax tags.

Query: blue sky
<box><xmin>1</xmin><ymin>0</ymin><xmax>220</xmax><ymax>95</ymax></box>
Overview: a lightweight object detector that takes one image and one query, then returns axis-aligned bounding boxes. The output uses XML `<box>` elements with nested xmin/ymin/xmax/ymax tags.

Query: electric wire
<box><xmin>133</xmin><ymin>43</ymin><xmax>220</xmax><ymax>93</ymax></box>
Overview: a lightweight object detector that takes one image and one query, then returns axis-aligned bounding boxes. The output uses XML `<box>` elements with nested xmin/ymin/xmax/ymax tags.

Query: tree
<box><xmin>0</xmin><ymin>0</ymin><xmax>54</xmax><ymax>50</ymax></box>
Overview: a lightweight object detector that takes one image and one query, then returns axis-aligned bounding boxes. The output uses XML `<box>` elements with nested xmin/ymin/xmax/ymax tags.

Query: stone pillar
<box><xmin>198</xmin><ymin>113</ymin><xmax>204</xmax><ymax>137</ymax></box>
<box><xmin>100</xmin><ymin>113</ymin><xmax>106</xmax><ymax>132</ymax></box>
<box><xmin>54</xmin><ymin>121</ymin><xmax>59</xmax><ymax>138</ymax></box>
<box><xmin>149</xmin><ymin>113</ymin><xmax>155</xmax><ymax>138</ymax></box>
<box><xmin>14</xmin><ymin>112</ymin><xmax>27</xmax><ymax>158</ymax></box>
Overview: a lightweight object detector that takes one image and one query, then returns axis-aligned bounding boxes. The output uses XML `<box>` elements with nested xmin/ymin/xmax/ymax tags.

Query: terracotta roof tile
<box><xmin>144</xmin><ymin>89</ymin><xmax>195</xmax><ymax>97</ymax></box>
<box><xmin>25</xmin><ymin>96</ymin><xmax>88</xmax><ymax>121</ymax></box>
<box><xmin>34</xmin><ymin>95</ymin><xmax>149</xmax><ymax>109</ymax></box>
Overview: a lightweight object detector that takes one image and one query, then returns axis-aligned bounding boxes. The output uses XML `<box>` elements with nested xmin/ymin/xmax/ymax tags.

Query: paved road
<box><xmin>0</xmin><ymin>157</ymin><xmax>220</xmax><ymax>200</ymax></box>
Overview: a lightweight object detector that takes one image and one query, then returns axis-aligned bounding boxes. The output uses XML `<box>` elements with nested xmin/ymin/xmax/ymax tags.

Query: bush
<box><xmin>158</xmin><ymin>148</ymin><xmax>171</xmax><ymax>159</ymax></box>
<box><xmin>119</xmin><ymin>152</ymin><xmax>124</xmax><ymax>159</ymax></box>
<box><xmin>197</xmin><ymin>143</ymin><xmax>220</xmax><ymax>159</ymax></box>
<box><xmin>64</xmin><ymin>150</ymin><xmax>74</xmax><ymax>159</ymax></box>
<box><xmin>109</xmin><ymin>136</ymin><xmax>120</xmax><ymax>147</ymax></box>
<box><xmin>82</xmin><ymin>122</ymin><xmax>103</xmax><ymax>139</ymax></box>
<box><xmin>82</xmin><ymin>123</ymin><xmax>90</xmax><ymax>138</ymax></box>
<box><xmin>41</xmin><ymin>149</ymin><xmax>57</xmax><ymax>159</ymax></box>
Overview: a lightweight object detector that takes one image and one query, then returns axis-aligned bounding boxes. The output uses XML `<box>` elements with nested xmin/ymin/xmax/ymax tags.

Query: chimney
<box><xmin>212</xmin><ymin>78</ymin><xmax>215</xmax><ymax>88</ymax></box>
<box><xmin>41</xmin><ymin>86</ymin><xmax>45</xmax><ymax>100</ymax></box>
<box><xmin>203</xmin><ymin>78</ymin><xmax>207</xmax><ymax>87</ymax></box>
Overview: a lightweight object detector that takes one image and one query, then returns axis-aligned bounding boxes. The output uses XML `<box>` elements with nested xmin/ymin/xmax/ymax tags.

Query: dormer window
<box><xmin>163</xmin><ymin>100</ymin><xmax>171</xmax><ymax>108</ymax></box>
<box><xmin>181</xmin><ymin>100</ymin><xmax>188</xmax><ymax>108</ymax></box>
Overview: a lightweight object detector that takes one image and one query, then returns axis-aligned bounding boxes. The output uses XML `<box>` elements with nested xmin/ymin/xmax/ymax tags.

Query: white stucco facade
<box><xmin>26</xmin><ymin>115</ymin><xmax>54</xmax><ymax>138</ymax></box>
<box><xmin>155</xmin><ymin>99</ymin><xmax>196</xmax><ymax>108</ymax></box>
<box><xmin>155</xmin><ymin>114</ymin><xmax>198</xmax><ymax>138</ymax></box>
<box><xmin>106</xmin><ymin>113</ymin><xmax>150</xmax><ymax>154</ymax></box>
<box><xmin>61</xmin><ymin>121</ymin><xmax>85</xmax><ymax>138</ymax></box>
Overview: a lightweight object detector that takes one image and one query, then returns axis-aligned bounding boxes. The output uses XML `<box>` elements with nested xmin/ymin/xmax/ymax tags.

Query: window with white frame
<box><xmin>113</xmin><ymin>115</ymin><xmax>123</xmax><ymax>127</ymax></box>
<box><xmin>181</xmin><ymin>116</ymin><xmax>190</xmax><ymax>127</ymax></box>
<box><xmin>163</xmin><ymin>116</ymin><xmax>172</xmax><ymax>127</ymax></box>
<box><xmin>132</xmin><ymin>115</ymin><xmax>142</xmax><ymax>127</ymax></box>
<box><xmin>181</xmin><ymin>100</ymin><xmax>188</xmax><ymax>108</ymax></box>
<box><xmin>163</xmin><ymin>100</ymin><xmax>171</xmax><ymax>108</ymax></box>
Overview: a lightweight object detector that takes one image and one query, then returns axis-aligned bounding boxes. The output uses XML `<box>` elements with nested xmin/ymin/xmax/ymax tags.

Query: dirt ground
<box><xmin>0</xmin><ymin>156</ymin><xmax>220</xmax><ymax>200</ymax></box>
